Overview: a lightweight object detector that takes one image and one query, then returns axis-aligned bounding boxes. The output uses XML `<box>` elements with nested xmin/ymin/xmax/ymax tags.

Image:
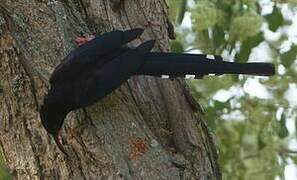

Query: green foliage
<box><xmin>230</xmin><ymin>13</ymin><xmax>262</xmax><ymax>41</ymax></box>
<box><xmin>281</xmin><ymin>45</ymin><xmax>297</xmax><ymax>68</ymax></box>
<box><xmin>191</xmin><ymin>1</ymin><xmax>219</xmax><ymax>31</ymax></box>
<box><xmin>265</xmin><ymin>6</ymin><xmax>285</xmax><ymax>32</ymax></box>
<box><xmin>187</xmin><ymin>0</ymin><xmax>265</xmax><ymax>57</ymax></box>
<box><xmin>171</xmin><ymin>40</ymin><xmax>184</xmax><ymax>53</ymax></box>
<box><xmin>0</xmin><ymin>149</ymin><xmax>11</xmax><ymax>180</ymax></box>
<box><xmin>169</xmin><ymin>0</ymin><xmax>297</xmax><ymax>179</ymax></box>
<box><xmin>167</xmin><ymin>0</ymin><xmax>187</xmax><ymax>24</ymax></box>
<box><xmin>278</xmin><ymin>113</ymin><xmax>289</xmax><ymax>139</ymax></box>
<box><xmin>236</xmin><ymin>33</ymin><xmax>264</xmax><ymax>63</ymax></box>
<box><xmin>288</xmin><ymin>0</ymin><xmax>297</xmax><ymax>6</ymax></box>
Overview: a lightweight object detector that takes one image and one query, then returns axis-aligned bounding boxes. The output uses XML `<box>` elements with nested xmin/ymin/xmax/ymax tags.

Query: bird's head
<box><xmin>39</xmin><ymin>103</ymin><xmax>68</xmax><ymax>156</ymax></box>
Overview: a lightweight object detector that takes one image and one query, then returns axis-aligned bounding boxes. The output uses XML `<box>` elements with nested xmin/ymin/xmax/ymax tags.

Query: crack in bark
<box><xmin>3</xmin><ymin>98</ymin><xmax>13</xmax><ymax>133</ymax></box>
<box><xmin>0</xmin><ymin>9</ymin><xmax>40</xmax><ymax>111</ymax></box>
<box><xmin>176</xmin><ymin>79</ymin><xmax>204</xmax><ymax>114</ymax></box>
<box><xmin>21</xmin><ymin>116</ymin><xmax>44</xmax><ymax>180</ymax></box>
<box><xmin>13</xmin><ymin>47</ymin><xmax>40</xmax><ymax>111</ymax></box>
<box><xmin>199</xmin><ymin>118</ymin><xmax>222</xmax><ymax>179</ymax></box>
<box><xmin>69</xmin><ymin>148</ymin><xmax>88</xmax><ymax>180</ymax></box>
<box><xmin>135</xmin><ymin>0</ymin><xmax>164</xmax><ymax>51</ymax></box>
<box><xmin>126</xmin><ymin>81</ymin><xmax>144</xmax><ymax>117</ymax></box>
<box><xmin>122</xmin><ymin>2</ymin><xmax>133</xmax><ymax>29</ymax></box>
<box><xmin>78</xmin><ymin>0</ymin><xmax>90</xmax><ymax>21</ymax></box>
<box><xmin>103</xmin><ymin>1</ymin><xmax>111</xmax><ymax>31</ymax></box>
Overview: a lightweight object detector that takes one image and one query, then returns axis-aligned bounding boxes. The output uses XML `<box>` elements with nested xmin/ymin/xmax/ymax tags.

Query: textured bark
<box><xmin>0</xmin><ymin>0</ymin><xmax>220</xmax><ymax>179</ymax></box>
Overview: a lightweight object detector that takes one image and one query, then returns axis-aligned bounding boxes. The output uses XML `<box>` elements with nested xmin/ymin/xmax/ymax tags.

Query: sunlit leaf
<box><xmin>235</xmin><ymin>33</ymin><xmax>264</xmax><ymax>63</ymax></box>
<box><xmin>265</xmin><ymin>6</ymin><xmax>284</xmax><ymax>32</ymax></box>
<box><xmin>278</xmin><ymin>114</ymin><xmax>289</xmax><ymax>139</ymax></box>
<box><xmin>281</xmin><ymin>45</ymin><xmax>297</xmax><ymax>68</ymax></box>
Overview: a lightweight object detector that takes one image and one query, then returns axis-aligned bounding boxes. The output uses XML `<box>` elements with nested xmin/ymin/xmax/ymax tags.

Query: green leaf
<box><xmin>278</xmin><ymin>113</ymin><xmax>289</xmax><ymax>139</ymax></box>
<box><xmin>177</xmin><ymin>0</ymin><xmax>187</xmax><ymax>24</ymax></box>
<box><xmin>265</xmin><ymin>6</ymin><xmax>284</xmax><ymax>32</ymax></box>
<box><xmin>214</xmin><ymin>100</ymin><xmax>230</xmax><ymax>110</ymax></box>
<box><xmin>280</xmin><ymin>45</ymin><xmax>297</xmax><ymax>68</ymax></box>
<box><xmin>235</xmin><ymin>33</ymin><xmax>264</xmax><ymax>63</ymax></box>
<box><xmin>258</xmin><ymin>133</ymin><xmax>266</xmax><ymax>150</ymax></box>
<box><xmin>168</xmin><ymin>0</ymin><xmax>187</xmax><ymax>24</ymax></box>
<box><xmin>290</xmin><ymin>155</ymin><xmax>297</xmax><ymax>166</ymax></box>
<box><xmin>171</xmin><ymin>40</ymin><xmax>184</xmax><ymax>53</ymax></box>
<box><xmin>0</xmin><ymin>149</ymin><xmax>12</xmax><ymax>180</ymax></box>
<box><xmin>213</xmin><ymin>26</ymin><xmax>226</xmax><ymax>50</ymax></box>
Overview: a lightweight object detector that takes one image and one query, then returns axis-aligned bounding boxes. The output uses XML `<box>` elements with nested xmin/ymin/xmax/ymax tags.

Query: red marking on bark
<box><xmin>128</xmin><ymin>137</ymin><xmax>149</xmax><ymax>160</ymax></box>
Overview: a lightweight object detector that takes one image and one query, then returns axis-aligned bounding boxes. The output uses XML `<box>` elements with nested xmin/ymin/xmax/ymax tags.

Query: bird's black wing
<box><xmin>71</xmin><ymin>40</ymin><xmax>155</xmax><ymax>109</ymax></box>
<box><xmin>49</xmin><ymin>28</ymin><xmax>144</xmax><ymax>85</ymax></box>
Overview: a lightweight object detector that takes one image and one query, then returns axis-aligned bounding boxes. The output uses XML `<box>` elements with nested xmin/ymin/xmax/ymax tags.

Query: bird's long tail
<box><xmin>136</xmin><ymin>52</ymin><xmax>275</xmax><ymax>78</ymax></box>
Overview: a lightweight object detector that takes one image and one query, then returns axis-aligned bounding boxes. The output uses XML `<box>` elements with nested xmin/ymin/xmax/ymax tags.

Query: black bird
<box><xmin>40</xmin><ymin>28</ymin><xmax>275</xmax><ymax>155</ymax></box>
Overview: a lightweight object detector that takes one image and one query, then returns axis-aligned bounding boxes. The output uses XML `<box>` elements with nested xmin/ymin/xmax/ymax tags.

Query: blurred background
<box><xmin>167</xmin><ymin>0</ymin><xmax>297</xmax><ymax>179</ymax></box>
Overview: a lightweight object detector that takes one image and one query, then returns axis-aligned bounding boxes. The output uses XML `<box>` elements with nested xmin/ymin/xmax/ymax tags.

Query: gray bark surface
<box><xmin>0</xmin><ymin>0</ymin><xmax>220</xmax><ymax>179</ymax></box>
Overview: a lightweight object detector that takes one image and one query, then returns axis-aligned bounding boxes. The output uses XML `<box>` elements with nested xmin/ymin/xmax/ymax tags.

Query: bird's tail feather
<box><xmin>137</xmin><ymin>52</ymin><xmax>275</xmax><ymax>79</ymax></box>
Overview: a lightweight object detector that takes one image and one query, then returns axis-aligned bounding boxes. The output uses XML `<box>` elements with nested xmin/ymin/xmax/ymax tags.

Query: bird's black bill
<box><xmin>53</xmin><ymin>130</ymin><xmax>69</xmax><ymax>157</ymax></box>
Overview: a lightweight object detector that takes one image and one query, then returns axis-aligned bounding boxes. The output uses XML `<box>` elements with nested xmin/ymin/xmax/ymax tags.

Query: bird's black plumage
<box><xmin>40</xmin><ymin>28</ymin><xmax>275</xmax><ymax>155</ymax></box>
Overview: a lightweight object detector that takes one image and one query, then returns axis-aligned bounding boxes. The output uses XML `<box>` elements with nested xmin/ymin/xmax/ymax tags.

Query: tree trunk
<box><xmin>0</xmin><ymin>0</ymin><xmax>220</xmax><ymax>179</ymax></box>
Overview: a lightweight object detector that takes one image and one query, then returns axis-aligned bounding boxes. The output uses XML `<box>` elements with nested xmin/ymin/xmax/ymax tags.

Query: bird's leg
<box><xmin>74</xmin><ymin>35</ymin><xmax>96</xmax><ymax>47</ymax></box>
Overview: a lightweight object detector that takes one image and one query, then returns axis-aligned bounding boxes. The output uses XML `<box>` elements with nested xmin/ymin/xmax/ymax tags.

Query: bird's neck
<box><xmin>44</xmin><ymin>92</ymin><xmax>71</xmax><ymax>115</ymax></box>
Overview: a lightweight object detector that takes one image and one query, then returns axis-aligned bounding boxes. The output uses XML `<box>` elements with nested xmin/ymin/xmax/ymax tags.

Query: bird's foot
<box><xmin>74</xmin><ymin>35</ymin><xmax>96</xmax><ymax>47</ymax></box>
